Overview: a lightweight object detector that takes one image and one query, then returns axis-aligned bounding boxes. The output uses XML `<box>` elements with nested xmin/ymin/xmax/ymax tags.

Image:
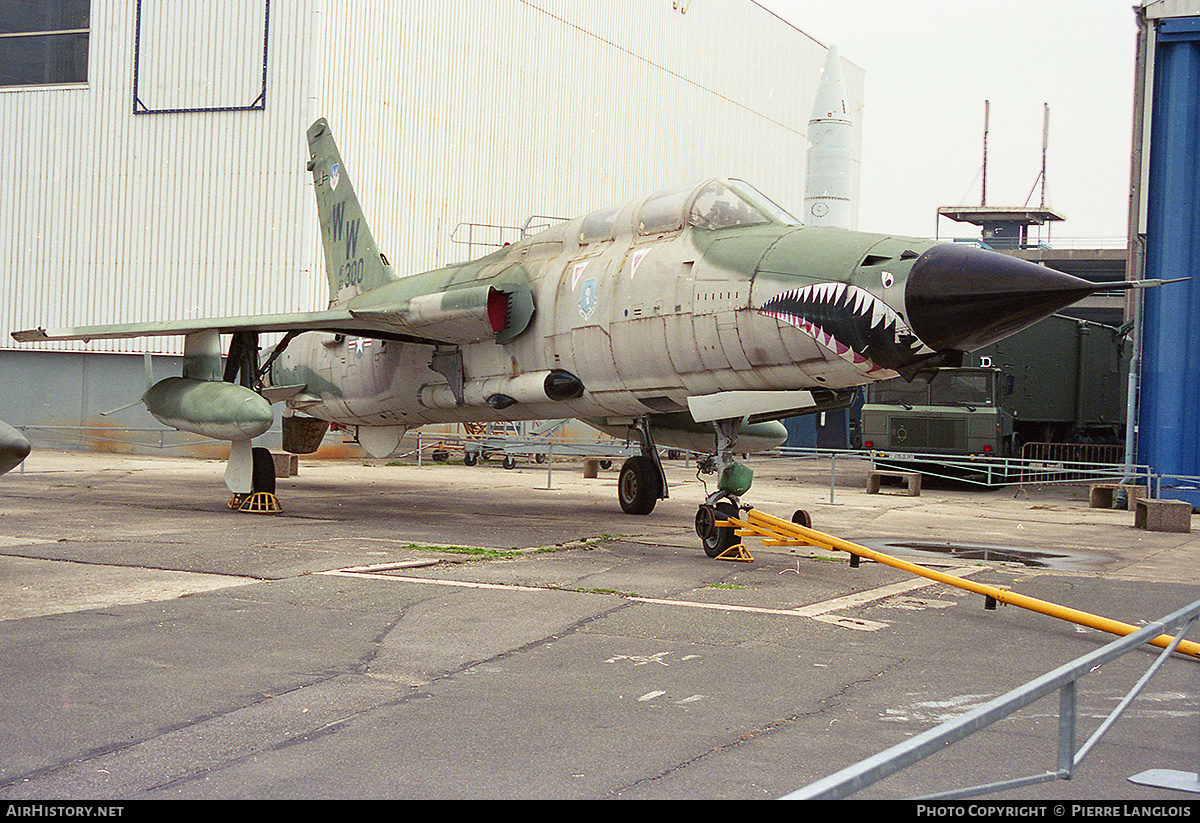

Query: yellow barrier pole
<box><xmin>729</xmin><ymin>509</ymin><xmax>1200</xmax><ymax>660</ymax></box>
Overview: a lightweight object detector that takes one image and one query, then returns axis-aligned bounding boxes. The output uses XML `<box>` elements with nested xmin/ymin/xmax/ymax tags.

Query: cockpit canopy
<box><xmin>578</xmin><ymin>179</ymin><xmax>801</xmax><ymax>245</ymax></box>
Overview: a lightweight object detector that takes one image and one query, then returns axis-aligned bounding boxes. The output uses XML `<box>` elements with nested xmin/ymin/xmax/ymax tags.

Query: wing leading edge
<box><xmin>12</xmin><ymin>309</ymin><xmax>359</xmax><ymax>344</ymax></box>
<box><xmin>12</xmin><ymin>278</ymin><xmax>534</xmax><ymax>347</ymax></box>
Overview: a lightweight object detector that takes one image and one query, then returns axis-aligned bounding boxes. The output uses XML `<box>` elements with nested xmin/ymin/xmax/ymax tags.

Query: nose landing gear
<box><xmin>694</xmin><ymin>416</ymin><xmax>755</xmax><ymax>558</ymax></box>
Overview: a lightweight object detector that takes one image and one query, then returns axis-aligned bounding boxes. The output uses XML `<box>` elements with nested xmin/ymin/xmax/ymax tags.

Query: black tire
<box><xmin>251</xmin><ymin>447</ymin><xmax>276</xmax><ymax>495</ymax></box>
<box><xmin>502</xmin><ymin>454</ymin><xmax>517</xmax><ymax>470</ymax></box>
<box><xmin>696</xmin><ymin>501</ymin><xmax>739</xmax><ymax>557</ymax></box>
<box><xmin>618</xmin><ymin>456</ymin><xmax>661</xmax><ymax>515</ymax></box>
<box><xmin>599</xmin><ymin>460</ymin><xmax>612</xmax><ymax>470</ymax></box>
<box><xmin>432</xmin><ymin>450</ymin><xmax>449</xmax><ymax>463</ymax></box>
<box><xmin>464</xmin><ymin>451</ymin><xmax>478</xmax><ymax>466</ymax></box>
<box><xmin>791</xmin><ymin>509</ymin><xmax>812</xmax><ymax>529</ymax></box>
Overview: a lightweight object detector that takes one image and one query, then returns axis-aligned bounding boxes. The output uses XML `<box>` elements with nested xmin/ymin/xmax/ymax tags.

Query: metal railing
<box><xmin>784</xmin><ymin>597</ymin><xmax>1200</xmax><ymax>799</ymax></box>
<box><xmin>772</xmin><ymin>445</ymin><xmax>1155</xmax><ymax>492</ymax></box>
<box><xmin>1021</xmin><ymin>441</ymin><xmax>1126</xmax><ymax>469</ymax></box>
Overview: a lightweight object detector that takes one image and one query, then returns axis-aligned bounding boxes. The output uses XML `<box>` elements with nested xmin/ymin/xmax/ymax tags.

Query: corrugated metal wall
<box><xmin>1</xmin><ymin>0</ymin><xmax>861</xmax><ymax>359</ymax></box>
<box><xmin>2</xmin><ymin>0</ymin><xmax>321</xmax><ymax>354</ymax></box>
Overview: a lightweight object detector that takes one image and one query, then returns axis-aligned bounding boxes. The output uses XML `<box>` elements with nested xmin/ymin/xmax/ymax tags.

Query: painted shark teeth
<box><xmin>758</xmin><ymin>282</ymin><xmax>935</xmax><ymax>371</ymax></box>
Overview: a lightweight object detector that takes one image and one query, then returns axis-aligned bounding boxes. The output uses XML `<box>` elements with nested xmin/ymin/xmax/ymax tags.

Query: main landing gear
<box><xmin>228</xmin><ymin>446</ymin><xmax>282</xmax><ymax>513</ymax></box>
<box><xmin>618</xmin><ymin>418</ymin><xmax>669</xmax><ymax>515</ymax></box>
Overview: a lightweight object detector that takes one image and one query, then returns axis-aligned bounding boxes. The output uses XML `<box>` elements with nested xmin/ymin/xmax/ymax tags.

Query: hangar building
<box><xmin>0</xmin><ymin>0</ymin><xmax>860</xmax><ymax>454</ymax></box>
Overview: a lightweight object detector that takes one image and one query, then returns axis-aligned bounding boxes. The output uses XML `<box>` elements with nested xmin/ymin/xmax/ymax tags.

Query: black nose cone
<box><xmin>905</xmin><ymin>244</ymin><xmax>1101</xmax><ymax>352</ymax></box>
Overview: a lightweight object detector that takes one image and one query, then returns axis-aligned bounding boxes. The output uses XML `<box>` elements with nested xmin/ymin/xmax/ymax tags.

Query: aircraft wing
<box><xmin>12</xmin><ymin>309</ymin><xmax>360</xmax><ymax>343</ymax></box>
<box><xmin>12</xmin><ymin>280</ymin><xmax>534</xmax><ymax>346</ymax></box>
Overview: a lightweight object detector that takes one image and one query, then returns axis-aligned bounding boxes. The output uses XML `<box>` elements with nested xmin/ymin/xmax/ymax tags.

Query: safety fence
<box><xmin>773</xmin><ymin>445</ymin><xmax>1154</xmax><ymax>492</ymax></box>
<box><xmin>783</xmin><ymin>596</ymin><xmax>1200</xmax><ymax>799</ymax></box>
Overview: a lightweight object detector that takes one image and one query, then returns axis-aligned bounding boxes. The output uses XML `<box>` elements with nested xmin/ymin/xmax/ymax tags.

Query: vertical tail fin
<box><xmin>306</xmin><ymin>118</ymin><xmax>398</xmax><ymax>306</ymax></box>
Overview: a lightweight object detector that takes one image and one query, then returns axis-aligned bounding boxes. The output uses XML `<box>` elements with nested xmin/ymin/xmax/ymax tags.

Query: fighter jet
<box><xmin>0</xmin><ymin>420</ymin><xmax>31</xmax><ymax>475</ymax></box>
<box><xmin>14</xmin><ymin>118</ymin><xmax>1109</xmax><ymax>556</ymax></box>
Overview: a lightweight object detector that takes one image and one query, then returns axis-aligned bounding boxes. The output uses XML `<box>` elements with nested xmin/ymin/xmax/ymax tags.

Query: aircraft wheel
<box><xmin>464</xmin><ymin>452</ymin><xmax>478</xmax><ymax>466</ymax></box>
<box><xmin>251</xmin><ymin>447</ymin><xmax>276</xmax><ymax>495</ymax></box>
<box><xmin>599</xmin><ymin>460</ymin><xmax>612</xmax><ymax>470</ymax></box>
<box><xmin>792</xmin><ymin>509</ymin><xmax>812</xmax><ymax>529</ymax></box>
<box><xmin>432</xmin><ymin>449</ymin><xmax>449</xmax><ymax>463</ymax></box>
<box><xmin>502</xmin><ymin>455</ymin><xmax>517</xmax><ymax>470</ymax></box>
<box><xmin>618</xmin><ymin>456</ymin><xmax>660</xmax><ymax>515</ymax></box>
<box><xmin>696</xmin><ymin>501</ymin><xmax>738</xmax><ymax>558</ymax></box>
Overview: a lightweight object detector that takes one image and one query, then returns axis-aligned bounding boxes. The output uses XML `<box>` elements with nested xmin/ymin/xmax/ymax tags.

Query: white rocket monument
<box><xmin>803</xmin><ymin>45</ymin><xmax>854</xmax><ymax>228</ymax></box>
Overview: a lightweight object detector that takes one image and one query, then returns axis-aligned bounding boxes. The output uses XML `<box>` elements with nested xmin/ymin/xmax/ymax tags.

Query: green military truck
<box><xmin>861</xmin><ymin>315</ymin><xmax>1129</xmax><ymax>462</ymax></box>
<box><xmin>862</xmin><ymin>367</ymin><xmax>1013</xmax><ymax>456</ymax></box>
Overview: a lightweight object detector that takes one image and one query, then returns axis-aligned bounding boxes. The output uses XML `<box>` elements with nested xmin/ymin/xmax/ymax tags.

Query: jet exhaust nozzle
<box><xmin>904</xmin><ymin>244</ymin><xmax>1103</xmax><ymax>353</ymax></box>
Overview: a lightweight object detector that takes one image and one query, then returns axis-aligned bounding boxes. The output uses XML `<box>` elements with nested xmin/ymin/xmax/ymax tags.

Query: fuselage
<box><xmin>269</xmin><ymin>175</ymin><xmax>1102</xmax><ymax>447</ymax></box>
<box><xmin>269</xmin><ymin>179</ymin><xmax>938</xmax><ymax>430</ymax></box>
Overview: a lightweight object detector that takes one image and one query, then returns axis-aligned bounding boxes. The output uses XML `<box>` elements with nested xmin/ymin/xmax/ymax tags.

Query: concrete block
<box><xmin>867</xmin><ymin>470</ymin><xmax>921</xmax><ymax>496</ymax></box>
<box><xmin>271</xmin><ymin>452</ymin><xmax>298</xmax><ymax>478</ymax></box>
<box><xmin>1134</xmin><ymin>498</ymin><xmax>1192</xmax><ymax>533</ymax></box>
<box><xmin>1089</xmin><ymin>483</ymin><xmax>1148</xmax><ymax>511</ymax></box>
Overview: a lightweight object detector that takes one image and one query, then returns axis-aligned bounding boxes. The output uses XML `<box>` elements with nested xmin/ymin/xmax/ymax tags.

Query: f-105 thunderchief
<box><xmin>14</xmin><ymin>119</ymin><xmax>1109</xmax><ymax>557</ymax></box>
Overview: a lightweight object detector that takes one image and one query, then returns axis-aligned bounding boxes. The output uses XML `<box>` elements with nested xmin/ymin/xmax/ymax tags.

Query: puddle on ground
<box><xmin>870</xmin><ymin>541</ymin><xmax>1071</xmax><ymax>569</ymax></box>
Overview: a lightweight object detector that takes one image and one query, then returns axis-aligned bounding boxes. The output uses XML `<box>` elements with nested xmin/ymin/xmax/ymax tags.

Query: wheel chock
<box><xmin>229</xmin><ymin>492</ymin><xmax>283</xmax><ymax>513</ymax></box>
<box><xmin>716</xmin><ymin>543</ymin><xmax>754</xmax><ymax>562</ymax></box>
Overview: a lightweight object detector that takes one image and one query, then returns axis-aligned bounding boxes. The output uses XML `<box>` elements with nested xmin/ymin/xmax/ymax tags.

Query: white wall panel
<box><xmin>1</xmin><ymin>0</ymin><xmax>861</xmax><ymax>360</ymax></box>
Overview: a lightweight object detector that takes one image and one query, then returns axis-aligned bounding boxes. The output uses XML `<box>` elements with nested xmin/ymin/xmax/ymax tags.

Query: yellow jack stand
<box><xmin>229</xmin><ymin>492</ymin><xmax>283</xmax><ymax>513</ymax></box>
<box><xmin>715</xmin><ymin>543</ymin><xmax>754</xmax><ymax>562</ymax></box>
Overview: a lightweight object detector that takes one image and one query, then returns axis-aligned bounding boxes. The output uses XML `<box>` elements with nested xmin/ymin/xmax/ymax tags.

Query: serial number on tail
<box><xmin>337</xmin><ymin>257</ymin><xmax>366</xmax><ymax>289</ymax></box>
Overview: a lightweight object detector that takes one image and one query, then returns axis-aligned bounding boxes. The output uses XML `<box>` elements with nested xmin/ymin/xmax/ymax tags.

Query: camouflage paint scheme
<box><xmin>14</xmin><ymin>119</ymin><xmax>1103</xmax><ymax>530</ymax></box>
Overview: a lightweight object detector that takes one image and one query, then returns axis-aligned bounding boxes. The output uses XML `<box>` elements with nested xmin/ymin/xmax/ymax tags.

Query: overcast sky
<box><xmin>757</xmin><ymin>0</ymin><xmax>1139</xmax><ymax>243</ymax></box>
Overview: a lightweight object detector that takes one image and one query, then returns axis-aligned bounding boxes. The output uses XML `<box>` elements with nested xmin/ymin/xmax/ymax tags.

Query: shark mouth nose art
<box><xmin>758</xmin><ymin>282</ymin><xmax>934</xmax><ymax>372</ymax></box>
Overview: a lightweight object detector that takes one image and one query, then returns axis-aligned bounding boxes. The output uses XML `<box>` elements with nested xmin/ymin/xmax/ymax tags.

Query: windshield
<box><xmin>930</xmin><ymin>372</ymin><xmax>994</xmax><ymax>406</ymax></box>
<box><xmin>868</xmin><ymin>370</ymin><xmax>997</xmax><ymax>407</ymax></box>
<box><xmin>688</xmin><ymin>181</ymin><xmax>770</xmax><ymax>230</ymax></box>
<box><xmin>869</xmin><ymin>379</ymin><xmax>930</xmax><ymax>406</ymax></box>
<box><xmin>729</xmin><ymin>180</ymin><xmax>801</xmax><ymax>226</ymax></box>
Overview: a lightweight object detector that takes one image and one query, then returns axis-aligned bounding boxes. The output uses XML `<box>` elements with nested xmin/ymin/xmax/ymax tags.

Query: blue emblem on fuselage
<box><xmin>579</xmin><ymin>279</ymin><xmax>597</xmax><ymax>320</ymax></box>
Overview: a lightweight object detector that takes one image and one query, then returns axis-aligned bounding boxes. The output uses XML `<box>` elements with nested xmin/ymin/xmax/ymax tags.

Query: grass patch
<box><xmin>398</xmin><ymin>543</ymin><xmax>521</xmax><ymax>560</ymax></box>
<box><xmin>567</xmin><ymin>586</ymin><xmax>641</xmax><ymax>598</ymax></box>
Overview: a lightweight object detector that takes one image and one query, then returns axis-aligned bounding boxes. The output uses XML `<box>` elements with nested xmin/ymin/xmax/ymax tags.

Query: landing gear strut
<box><xmin>617</xmin><ymin>417</ymin><xmax>669</xmax><ymax>515</ymax></box>
<box><xmin>224</xmin><ymin>331</ymin><xmax>281</xmax><ymax>513</ymax></box>
<box><xmin>694</xmin><ymin>416</ymin><xmax>754</xmax><ymax>558</ymax></box>
<box><xmin>228</xmin><ymin>445</ymin><xmax>282</xmax><ymax>513</ymax></box>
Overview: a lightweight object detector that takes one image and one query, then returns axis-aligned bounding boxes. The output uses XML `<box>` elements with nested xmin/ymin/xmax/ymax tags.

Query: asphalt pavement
<box><xmin>1</xmin><ymin>448</ymin><xmax>1198</xmax><ymax>800</ymax></box>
